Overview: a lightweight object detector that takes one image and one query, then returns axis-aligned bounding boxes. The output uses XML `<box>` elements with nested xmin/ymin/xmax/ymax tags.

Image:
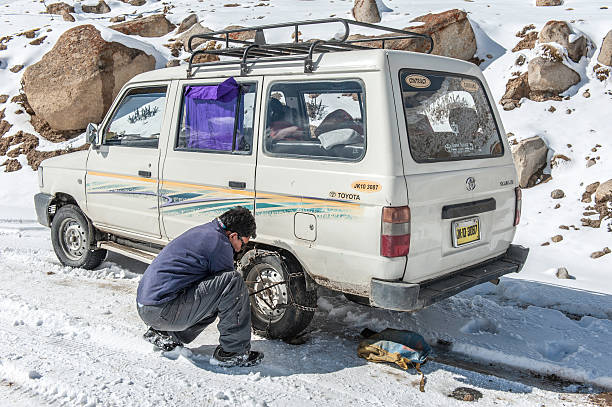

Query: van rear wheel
<box><xmin>50</xmin><ymin>204</ymin><xmax>107</xmax><ymax>269</ymax></box>
<box><xmin>242</xmin><ymin>252</ymin><xmax>317</xmax><ymax>340</ymax></box>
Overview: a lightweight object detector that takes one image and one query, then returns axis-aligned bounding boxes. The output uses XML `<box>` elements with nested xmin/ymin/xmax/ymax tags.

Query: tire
<box><xmin>242</xmin><ymin>251</ymin><xmax>317</xmax><ymax>339</ymax></box>
<box><xmin>50</xmin><ymin>204</ymin><xmax>107</xmax><ymax>269</ymax></box>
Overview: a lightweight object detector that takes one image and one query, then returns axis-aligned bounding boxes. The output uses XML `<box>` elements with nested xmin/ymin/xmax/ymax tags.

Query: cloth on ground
<box><xmin>357</xmin><ymin>328</ymin><xmax>431</xmax><ymax>392</ymax></box>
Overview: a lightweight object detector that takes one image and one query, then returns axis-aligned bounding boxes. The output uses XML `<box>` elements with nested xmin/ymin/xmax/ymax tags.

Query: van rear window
<box><xmin>399</xmin><ymin>70</ymin><xmax>503</xmax><ymax>162</ymax></box>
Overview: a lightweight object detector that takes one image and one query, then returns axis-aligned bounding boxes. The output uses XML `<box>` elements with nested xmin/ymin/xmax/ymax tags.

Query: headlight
<box><xmin>38</xmin><ymin>166</ymin><xmax>44</xmax><ymax>188</ymax></box>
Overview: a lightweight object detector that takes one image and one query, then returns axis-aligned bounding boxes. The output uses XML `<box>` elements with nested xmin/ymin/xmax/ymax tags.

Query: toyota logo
<box><xmin>466</xmin><ymin>177</ymin><xmax>476</xmax><ymax>191</ymax></box>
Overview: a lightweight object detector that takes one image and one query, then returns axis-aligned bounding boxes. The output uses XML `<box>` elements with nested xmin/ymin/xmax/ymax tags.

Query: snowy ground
<box><xmin>0</xmin><ymin>206</ymin><xmax>600</xmax><ymax>407</ymax></box>
<box><xmin>1</xmin><ymin>0</ymin><xmax>612</xmax><ymax>405</ymax></box>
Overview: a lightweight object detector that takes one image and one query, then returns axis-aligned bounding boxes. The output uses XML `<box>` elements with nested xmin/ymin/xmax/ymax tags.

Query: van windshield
<box><xmin>399</xmin><ymin>70</ymin><xmax>503</xmax><ymax>162</ymax></box>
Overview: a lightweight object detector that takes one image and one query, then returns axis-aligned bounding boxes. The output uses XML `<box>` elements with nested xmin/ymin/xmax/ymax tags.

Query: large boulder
<box><xmin>22</xmin><ymin>25</ymin><xmax>155</xmax><ymax>131</ymax></box>
<box><xmin>595</xmin><ymin>179</ymin><xmax>612</xmax><ymax>203</ymax></box>
<box><xmin>344</xmin><ymin>9</ymin><xmax>476</xmax><ymax>61</ymax></box>
<box><xmin>352</xmin><ymin>0</ymin><xmax>381</xmax><ymax>24</ymax></box>
<box><xmin>528</xmin><ymin>56</ymin><xmax>580</xmax><ymax>93</ymax></box>
<box><xmin>110</xmin><ymin>14</ymin><xmax>176</xmax><ymax>38</ymax></box>
<box><xmin>81</xmin><ymin>1</ymin><xmax>111</xmax><ymax>14</ymax></box>
<box><xmin>178</xmin><ymin>23</ymin><xmax>213</xmax><ymax>52</ymax></box>
<box><xmin>46</xmin><ymin>2</ymin><xmax>74</xmax><ymax>14</ymax></box>
<box><xmin>512</xmin><ymin>136</ymin><xmax>548</xmax><ymax>188</ymax></box>
<box><xmin>177</xmin><ymin>13</ymin><xmax>198</xmax><ymax>34</ymax></box>
<box><xmin>538</xmin><ymin>21</ymin><xmax>588</xmax><ymax>63</ymax></box>
<box><xmin>536</xmin><ymin>0</ymin><xmax>562</xmax><ymax>6</ymax></box>
<box><xmin>597</xmin><ymin>30</ymin><xmax>612</xmax><ymax>66</ymax></box>
<box><xmin>402</xmin><ymin>9</ymin><xmax>476</xmax><ymax>61</ymax></box>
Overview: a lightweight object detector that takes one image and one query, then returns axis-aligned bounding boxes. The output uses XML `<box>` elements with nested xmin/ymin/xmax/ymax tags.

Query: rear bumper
<box><xmin>370</xmin><ymin>244</ymin><xmax>529</xmax><ymax>311</ymax></box>
<box><xmin>34</xmin><ymin>193</ymin><xmax>54</xmax><ymax>227</ymax></box>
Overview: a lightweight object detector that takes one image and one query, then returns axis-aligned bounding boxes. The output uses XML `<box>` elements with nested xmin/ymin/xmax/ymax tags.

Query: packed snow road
<box><xmin>0</xmin><ymin>215</ymin><xmax>607</xmax><ymax>406</ymax></box>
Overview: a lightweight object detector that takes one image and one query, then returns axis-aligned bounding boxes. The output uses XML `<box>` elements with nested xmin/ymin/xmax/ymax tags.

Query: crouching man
<box><xmin>136</xmin><ymin>206</ymin><xmax>263</xmax><ymax>367</ymax></box>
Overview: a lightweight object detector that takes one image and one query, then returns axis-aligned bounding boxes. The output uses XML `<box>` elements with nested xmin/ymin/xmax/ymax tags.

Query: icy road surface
<box><xmin>0</xmin><ymin>213</ymin><xmax>608</xmax><ymax>406</ymax></box>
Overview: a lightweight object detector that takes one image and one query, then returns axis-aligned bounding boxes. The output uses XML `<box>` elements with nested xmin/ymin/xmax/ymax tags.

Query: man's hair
<box><xmin>219</xmin><ymin>206</ymin><xmax>257</xmax><ymax>238</ymax></box>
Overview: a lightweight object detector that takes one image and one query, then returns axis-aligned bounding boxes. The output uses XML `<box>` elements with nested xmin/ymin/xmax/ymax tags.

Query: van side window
<box><xmin>264</xmin><ymin>80</ymin><xmax>366</xmax><ymax>161</ymax></box>
<box><xmin>103</xmin><ymin>86</ymin><xmax>167</xmax><ymax>148</ymax></box>
<box><xmin>176</xmin><ymin>78</ymin><xmax>256</xmax><ymax>154</ymax></box>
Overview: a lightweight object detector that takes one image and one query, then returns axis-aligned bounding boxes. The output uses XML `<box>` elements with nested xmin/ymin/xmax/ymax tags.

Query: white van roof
<box><xmin>129</xmin><ymin>49</ymin><xmax>481</xmax><ymax>83</ymax></box>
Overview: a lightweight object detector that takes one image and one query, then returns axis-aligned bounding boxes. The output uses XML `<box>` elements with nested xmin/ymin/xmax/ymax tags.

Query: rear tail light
<box><xmin>514</xmin><ymin>187</ymin><xmax>522</xmax><ymax>226</ymax></box>
<box><xmin>381</xmin><ymin>206</ymin><xmax>410</xmax><ymax>257</ymax></box>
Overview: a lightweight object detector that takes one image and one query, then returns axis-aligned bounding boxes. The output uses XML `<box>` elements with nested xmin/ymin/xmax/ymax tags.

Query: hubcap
<box><xmin>251</xmin><ymin>266</ymin><xmax>288</xmax><ymax>323</ymax></box>
<box><xmin>59</xmin><ymin>218</ymin><xmax>87</xmax><ymax>260</ymax></box>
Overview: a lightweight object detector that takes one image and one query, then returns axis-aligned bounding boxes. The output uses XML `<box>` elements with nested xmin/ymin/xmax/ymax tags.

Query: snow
<box><xmin>1</xmin><ymin>0</ymin><xmax>612</xmax><ymax>405</ymax></box>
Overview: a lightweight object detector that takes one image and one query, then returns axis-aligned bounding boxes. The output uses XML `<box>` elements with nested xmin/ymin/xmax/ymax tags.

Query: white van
<box><xmin>34</xmin><ymin>19</ymin><xmax>528</xmax><ymax>338</ymax></box>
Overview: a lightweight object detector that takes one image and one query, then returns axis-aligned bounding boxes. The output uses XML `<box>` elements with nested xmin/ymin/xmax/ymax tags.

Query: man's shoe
<box><xmin>143</xmin><ymin>327</ymin><xmax>181</xmax><ymax>351</ymax></box>
<box><xmin>210</xmin><ymin>345</ymin><xmax>263</xmax><ymax>367</ymax></box>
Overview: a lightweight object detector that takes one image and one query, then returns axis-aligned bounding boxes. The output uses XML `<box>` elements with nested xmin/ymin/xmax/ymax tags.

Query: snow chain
<box><xmin>241</xmin><ymin>249</ymin><xmax>318</xmax><ymax>313</ymax></box>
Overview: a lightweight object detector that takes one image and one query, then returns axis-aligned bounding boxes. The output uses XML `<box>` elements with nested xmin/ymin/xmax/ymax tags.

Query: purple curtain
<box><xmin>184</xmin><ymin>77</ymin><xmax>240</xmax><ymax>151</ymax></box>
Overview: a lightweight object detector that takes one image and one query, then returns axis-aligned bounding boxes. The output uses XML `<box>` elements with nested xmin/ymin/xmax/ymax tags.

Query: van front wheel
<box><xmin>50</xmin><ymin>204</ymin><xmax>107</xmax><ymax>269</ymax></box>
<box><xmin>242</xmin><ymin>252</ymin><xmax>317</xmax><ymax>340</ymax></box>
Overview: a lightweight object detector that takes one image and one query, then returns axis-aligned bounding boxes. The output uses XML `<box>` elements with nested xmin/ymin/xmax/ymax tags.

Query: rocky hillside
<box><xmin>0</xmin><ymin>0</ymin><xmax>610</xmax><ymax>271</ymax></box>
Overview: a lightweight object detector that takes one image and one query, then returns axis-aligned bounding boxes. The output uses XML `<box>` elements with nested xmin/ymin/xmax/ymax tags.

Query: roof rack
<box><xmin>186</xmin><ymin>18</ymin><xmax>434</xmax><ymax>77</ymax></box>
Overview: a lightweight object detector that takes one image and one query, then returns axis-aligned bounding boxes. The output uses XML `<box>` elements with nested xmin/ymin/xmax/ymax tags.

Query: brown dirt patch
<box><xmin>1</xmin><ymin>158</ymin><xmax>22</xmax><ymax>172</ymax></box>
<box><xmin>512</xmin><ymin>31</ymin><xmax>538</xmax><ymax>52</ymax></box>
<box><xmin>590</xmin><ymin>392</ymin><xmax>612</xmax><ymax>407</ymax></box>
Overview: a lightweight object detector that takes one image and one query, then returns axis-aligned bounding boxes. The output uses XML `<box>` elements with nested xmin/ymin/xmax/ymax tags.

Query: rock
<box><xmin>110</xmin><ymin>14</ymin><xmax>176</xmax><ymax>38</ymax></box>
<box><xmin>177</xmin><ymin>13</ymin><xmax>198</xmax><ymax>34</ymax></box>
<box><xmin>9</xmin><ymin>65</ymin><xmax>23</xmax><ymax>73</ymax></box>
<box><xmin>109</xmin><ymin>16</ymin><xmax>126</xmax><ymax>23</ymax></box>
<box><xmin>541</xmin><ymin>242</ymin><xmax>550</xmax><ymax>246</ymax></box>
<box><xmin>528</xmin><ymin>57</ymin><xmax>580</xmax><ymax>93</ymax></box>
<box><xmin>586</xmin><ymin>158</ymin><xmax>596</xmax><ymax>167</ymax></box>
<box><xmin>22</xmin><ymin>25</ymin><xmax>155</xmax><ymax>131</ymax></box>
<box><xmin>551</xmin><ymin>235</ymin><xmax>563</xmax><ymax>243</ymax></box>
<box><xmin>29</xmin><ymin>36</ymin><xmax>47</xmax><ymax>46</ymax></box>
<box><xmin>449</xmin><ymin>387</ymin><xmax>483</xmax><ymax>402</ymax></box>
<box><xmin>46</xmin><ymin>2</ymin><xmax>74</xmax><ymax>14</ymax></box>
<box><xmin>598</xmin><ymin>31</ymin><xmax>612</xmax><ymax>66</ymax></box>
<box><xmin>352</xmin><ymin>0</ymin><xmax>381</xmax><ymax>23</ymax></box>
<box><xmin>62</xmin><ymin>13</ymin><xmax>75</xmax><ymax>22</ymax></box>
<box><xmin>536</xmin><ymin>0</ymin><xmax>562</xmax><ymax>5</ymax></box>
<box><xmin>538</xmin><ymin>21</ymin><xmax>588</xmax><ymax>63</ymax></box>
<box><xmin>555</xmin><ymin>267</ymin><xmax>573</xmax><ymax>279</ymax></box>
<box><xmin>551</xmin><ymin>189</ymin><xmax>565</xmax><ymax>199</ymax></box>
<box><xmin>586</xmin><ymin>182</ymin><xmax>600</xmax><ymax>194</ymax></box>
<box><xmin>511</xmin><ymin>136</ymin><xmax>548</xmax><ymax>188</ymax></box>
<box><xmin>500</xmin><ymin>73</ymin><xmax>530</xmax><ymax>107</ymax></box>
<box><xmin>166</xmin><ymin>59</ymin><xmax>180</xmax><ymax>67</ymax></box>
<box><xmin>224</xmin><ymin>25</ymin><xmax>257</xmax><ymax>42</ymax></box>
<box><xmin>82</xmin><ymin>1</ymin><xmax>111</xmax><ymax>14</ymax></box>
<box><xmin>581</xmin><ymin>218</ymin><xmax>601</xmax><ymax>228</ymax></box>
<box><xmin>0</xmin><ymin>95</ymin><xmax>8</xmax><ymax>104</ymax></box>
<box><xmin>516</xmin><ymin>54</ymin><xmax>526</xmax><ymax>65</ymax></box>
<box><xmin>554</xmin><ymin>203</ymin><xmax>560</xmax><ymax>209</ymax></box>
<box><xmin>1</xmin><ymin>159</ymin><xmax>21</xmax><ymax>172</ymax></box>
<box><xmin>581</xmin><ymin>191</ymin><xmax>593</xmax><ymax>203</ymax></box>
<box><xmin>548</xmin><ymin>106</ymin><xmax>556</xmax><ymax>112</ymax></box>
<box><xmin>401</xmin><ymin>9</ymin><xmax>477</xmax><ymax>61</ymax></box>
<box><xmin>594</xmin><ymin>179</ymin><xmax>612</xmax><ymax>203</ymax></box>
<box><xmin>512</xmin><ymin>31</ymin><xmax>538</xmax><ymax>52</ymax></box>
<box><xmin>178</xmin><ymin>23</ymin><xmax>213</xmax><ymax>51</ymax></box>
<box><xmin>583</xmin><ymin>90</ymin><xmax>591</xmax><ymax>98</ymax></box>
<box><xmin>591</xmin><ymin>248</ymin><xmax>610</xmax><ymax>259</ymax></box>
<box><xmin>559</xmin><ymin>225</ymin><xmax>569</xmax><ymax>230</ymax></box>
<box><xmin>122</xmin><ymin>0</ymin><xmax>146</xmax><ymax>5</ymax></box>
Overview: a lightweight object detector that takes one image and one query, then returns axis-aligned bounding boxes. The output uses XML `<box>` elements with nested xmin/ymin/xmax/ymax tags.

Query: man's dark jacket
<box><xmin>137</xmin><ymin>219</ymin><xmax>234</xmax><ymax>306</ymax></box>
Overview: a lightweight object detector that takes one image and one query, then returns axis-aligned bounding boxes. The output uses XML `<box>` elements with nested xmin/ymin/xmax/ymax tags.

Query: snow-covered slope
<box><xmin>1</xmin><ymin>0</ymin><xmax>611</xmax><ymax>406</ymax></box>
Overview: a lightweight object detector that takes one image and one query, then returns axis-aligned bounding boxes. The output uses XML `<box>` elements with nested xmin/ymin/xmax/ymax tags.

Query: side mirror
<box><xmin>86</xmin><ymin>123</ymin><xmax>99</xmax><ymax>148</ymax></box>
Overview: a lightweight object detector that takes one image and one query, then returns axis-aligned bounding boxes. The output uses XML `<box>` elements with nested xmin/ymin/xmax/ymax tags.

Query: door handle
<box><xmin>138</xmin><ymin>170</ymin><xmax>152</xmax><ymax>178</ymax></box>
<box><xmin>229</xmin><ymin>181</ymin><xmax>246</xmax><ymax>189</ymax></box>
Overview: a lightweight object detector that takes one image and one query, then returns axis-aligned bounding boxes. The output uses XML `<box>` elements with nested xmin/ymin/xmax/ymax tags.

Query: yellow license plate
<box><xmin>453</xmin><ymin>218</ymin><xmax>480</xmax><ymax>246</ymax></box>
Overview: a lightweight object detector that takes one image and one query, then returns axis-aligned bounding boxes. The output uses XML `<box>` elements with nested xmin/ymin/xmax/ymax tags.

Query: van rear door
<box><xmin>387</xmin><ymin>55</ymin><xmax>519</xmax><ymax>284</ymax></box>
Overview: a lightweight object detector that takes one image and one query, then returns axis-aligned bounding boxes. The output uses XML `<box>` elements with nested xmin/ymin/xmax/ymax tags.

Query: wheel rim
<box><xmin>59</xmin><ymin>217</ymin><xmax>87</xmax><ymax>261</ymax></box>
<box><xmin>251</xmin><ymin>265</ymin><xmax>289</xmax><ymax>323</ymax></box>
